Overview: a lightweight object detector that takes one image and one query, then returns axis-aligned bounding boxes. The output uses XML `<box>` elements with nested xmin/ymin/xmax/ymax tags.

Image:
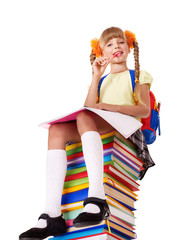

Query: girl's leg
<box><xmin>19</xmin><ymin>121</ymin><xmax>81</xmax><ymax>239</ymax></box>
<box><xmin>36</xmin><ymin>122</ymin><xmax>81</xmax><ymax>228</ymax></box>
<box><xmin>76</xmin><ymin>110</ymin><xmax>114</xmax><ymax>214</ymax></box>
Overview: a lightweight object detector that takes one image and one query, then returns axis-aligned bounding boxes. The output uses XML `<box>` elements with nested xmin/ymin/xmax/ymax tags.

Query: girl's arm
<box><xmin>84</xmin><ymin>75</ymin><xmax>100</xmax><ymax>107</ymax></box>
<box><xmin>93</xmin><ymin>84</ymin><xmax>150</xmax><ymax>118</ymax></box>
<box><xmin>84</xmin><ymin>57</ymin><xmax>111</xmax><ymax>107</ymax></box>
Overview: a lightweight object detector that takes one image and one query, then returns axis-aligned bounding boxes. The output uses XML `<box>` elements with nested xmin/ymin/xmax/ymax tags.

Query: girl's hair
<box><xmin>133</xmin><ymin>40</ymin><xmax>140</xmax><ymax>105</ymax></box>
<box><xmin>90</xmin><ymin>26</ymin><xmax>141</xmax><ymax>104</ymax></box>
<box><xmin>99</xmin><ymin>27</ymin><xmax>126</xmax><ymax>49</ymax></box>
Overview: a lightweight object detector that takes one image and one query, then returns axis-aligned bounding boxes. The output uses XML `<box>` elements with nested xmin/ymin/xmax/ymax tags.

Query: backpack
<box><xmin>98</xmin><ymin>70</ymin><xmax>161</xmax><ymax>144</ymax></box>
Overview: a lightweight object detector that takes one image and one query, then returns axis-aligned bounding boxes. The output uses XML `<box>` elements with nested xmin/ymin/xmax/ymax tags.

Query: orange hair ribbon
<box><xmin>124</xmin><ymin>30</ymin><xmax>137</xmax><ymax>49</ymax></box>
<box><xmin>90</xmin><ymin>38</ymin><xmax>102</xmax><ymax>58</ymax></box>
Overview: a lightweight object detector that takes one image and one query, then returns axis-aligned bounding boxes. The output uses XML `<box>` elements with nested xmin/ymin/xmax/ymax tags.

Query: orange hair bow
<box><xmin>124</xmin><ymin>30</ymin><xmax>137</xmax><ymax>49</ymax></box>
<box><xmin>90</xmin><ymin>38</ymin><xmax>103</xmax><ymax>58</ymax></box>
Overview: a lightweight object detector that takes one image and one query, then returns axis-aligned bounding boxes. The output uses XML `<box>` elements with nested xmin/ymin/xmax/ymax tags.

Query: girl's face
<box><xmin>102</xmin><ymin>37</ymin><xmax>130</xmax><ymax>62</ymax></box>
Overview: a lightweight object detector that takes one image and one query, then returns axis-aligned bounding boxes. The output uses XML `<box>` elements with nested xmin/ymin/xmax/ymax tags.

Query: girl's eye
<box><xmin>107</xmin><ymin>43</ymin><xmax>112</xmax><ymax>47</ymax></box>
<box><xmin>120</xmin><ymin>41</ymin><xmax>125</xmax><ymax>44</ymax></box>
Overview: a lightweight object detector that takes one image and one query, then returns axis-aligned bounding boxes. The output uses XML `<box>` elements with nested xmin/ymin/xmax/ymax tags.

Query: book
<box><xmin>40</xmin><ymin>107</ymin><xmax>142</xmax><ymax>139</ymax></box>
<box><xmin>67</xmin><ymin>231</ymin><xmax>129</xmax><ymax>240</ymax></box>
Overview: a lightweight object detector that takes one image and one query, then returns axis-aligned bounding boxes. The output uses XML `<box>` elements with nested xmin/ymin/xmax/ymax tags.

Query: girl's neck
<box><xmin>110</xmin><ymin>62</ymin><xmax>128</xmax><ymax>74</ymax></box>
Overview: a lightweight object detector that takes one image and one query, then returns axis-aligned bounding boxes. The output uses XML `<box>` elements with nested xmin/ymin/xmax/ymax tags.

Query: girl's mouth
<box><xmin>113</xmin><ymin>51</ymin><xmax>123</xmax><ymax>58</ymax></box>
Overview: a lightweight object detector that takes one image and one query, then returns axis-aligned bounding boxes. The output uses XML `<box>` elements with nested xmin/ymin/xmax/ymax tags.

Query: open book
<box><xmin>39</xmin><ymin>107</ymin><xmax>142</xmax><ymax>139</ymax></box>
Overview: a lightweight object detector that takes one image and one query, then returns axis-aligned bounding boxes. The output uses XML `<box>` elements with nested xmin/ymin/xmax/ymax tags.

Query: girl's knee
<box><xmin>76</xmin><ymin>111</ymin><xmax>98</xmax><ymax>135</ymax></box>
<box><xmin>49</xmin><ymin>122</ymin><xmax>80</xmax><ymax>143</ymax></box>
<box><xmin>48</xmin><ymin>124</ymin><xmax>67</xmax><ymax>149</ymax></box>
<box><xmin>76</xmin><ymin>111</ymin><xmax>95</xmax><ymax>129</ymax></box>
<box><xmin>76</xmin><ymin>110</ymin><xmax>95</xmax><ymax>125</ymax></box>
<box><xmin>49</xmin><ymin>123</ymin><xmax>65</xmax><ymax>137</ymax></box>
<box><xmin>48</xmin><ymin>123</ymin><xmax>71</xmax><ymax>143</ymax></box>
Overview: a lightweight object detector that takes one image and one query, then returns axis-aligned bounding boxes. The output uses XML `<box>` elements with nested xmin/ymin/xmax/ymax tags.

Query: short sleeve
<box><xmin>139</xmin><ymin>70</ymin><xmax>153</xmax><ymax>88</ymax></box>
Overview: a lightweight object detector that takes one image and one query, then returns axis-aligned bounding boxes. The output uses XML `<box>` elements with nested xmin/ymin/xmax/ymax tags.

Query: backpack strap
<box><xmin>97</xmin><ymin>74</ymin><xmax>109</xmax><ymax>99</ymax></box>
<box><xmin>129</xmin><ymin>69</ymin><xmax>135</xmax><ymax>92</ymax></box>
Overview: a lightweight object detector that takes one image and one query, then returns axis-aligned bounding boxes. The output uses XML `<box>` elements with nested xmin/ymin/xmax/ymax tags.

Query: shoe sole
<box><xmin>19</xmin><ymin>238</ymin><xmax>42</xmax><ymax>240</ymax></box>
<box><xmin>19</xmin><ymin>230</ymin><xmax>67</xmax><ymax>240</ymax></box>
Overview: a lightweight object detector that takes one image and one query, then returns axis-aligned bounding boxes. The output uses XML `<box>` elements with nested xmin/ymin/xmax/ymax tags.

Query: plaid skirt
<box><xmin>128</xmin><ymin>128</ymin><xmax>155</xmax><ymax>168</ymax></box>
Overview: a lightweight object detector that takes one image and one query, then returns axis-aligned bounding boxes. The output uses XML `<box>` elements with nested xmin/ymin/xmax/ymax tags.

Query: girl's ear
<box><xmin>128</xmin><ymin>47</ymin><xmax>131</xmax><ymax>54</ymax></box>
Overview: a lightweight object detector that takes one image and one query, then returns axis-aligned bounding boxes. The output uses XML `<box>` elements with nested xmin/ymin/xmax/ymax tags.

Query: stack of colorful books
<box><xmin>49</xmin><ymin>130</ymin><xmax>145</xmax><ymax>240</ymax></box>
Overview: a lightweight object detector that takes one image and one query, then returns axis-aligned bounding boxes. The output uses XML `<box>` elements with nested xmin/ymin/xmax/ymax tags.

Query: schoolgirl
<box><xmin>19</xmin><ymin>26</ymin><xmax>155</xmax><ymax>240</ymax></box>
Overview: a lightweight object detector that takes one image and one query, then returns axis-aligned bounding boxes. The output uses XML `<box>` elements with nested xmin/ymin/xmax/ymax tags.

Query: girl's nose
<box><xmin>114</xmin><ymin>44</ymin><xmax>119</xmax><ymax>49</ymax></box>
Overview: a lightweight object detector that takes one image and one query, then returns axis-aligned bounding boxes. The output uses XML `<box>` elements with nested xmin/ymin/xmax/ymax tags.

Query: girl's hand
<box><xmin>92</xmin><ymin>57</ymin><xmax>111</xmax><ymax>79</ymax></box>
<box><xmin>92</xmin><ymin>103</ymin><xmax>119</xmax><ymax>112</ymax></box>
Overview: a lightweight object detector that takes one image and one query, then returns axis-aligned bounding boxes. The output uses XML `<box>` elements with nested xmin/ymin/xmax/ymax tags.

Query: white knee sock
<box><xmin>81</xmin><ymin>131</ymin><xmax>105</xmax><ymax>214</ymax></box>
<box><xmin>36</xmin><ymin>149</ymin><xmax>67</xmax><ymax>228</ymax></box>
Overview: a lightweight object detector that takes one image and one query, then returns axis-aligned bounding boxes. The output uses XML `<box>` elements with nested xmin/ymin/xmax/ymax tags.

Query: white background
<box><xmin>1</xmin><ymin>0</ymin><xmax>191</xmax><ymax>239</ymax></box>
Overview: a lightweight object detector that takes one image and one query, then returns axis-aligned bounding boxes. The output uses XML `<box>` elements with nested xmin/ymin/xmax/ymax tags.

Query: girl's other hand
<box><xmin>92</xmin><ymin>103</ymin><xmax>118</xmax><ymax>112</ymax></box>
<box><xmin>92</xmin><ymin>57</ymin><xmax>111</xmax><ymax>79</ymax></box>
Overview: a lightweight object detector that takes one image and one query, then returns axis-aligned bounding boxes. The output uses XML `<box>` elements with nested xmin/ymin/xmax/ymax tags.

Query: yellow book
<box><xmin>62</xmin><ymin>182</ymin><xmax>89</xmax><ymax>195</ymax></box>
<box><xmin>65</xmin><ymin>130</ymin><xmax>115</xmax><ymax>151</ymax></box>
<box><xmin>61</xmin><ymin>201</ymin><xmax>83</xmax><ymax>213</ymax></box>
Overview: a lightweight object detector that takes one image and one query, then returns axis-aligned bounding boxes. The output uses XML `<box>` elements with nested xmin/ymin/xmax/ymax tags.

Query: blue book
<box><xmin>49</xmin><ymin>225</ymin><xmax>107</xmax><ymax>240</ymax></box>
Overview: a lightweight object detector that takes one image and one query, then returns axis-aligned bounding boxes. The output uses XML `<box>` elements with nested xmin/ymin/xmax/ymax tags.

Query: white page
<box><xmin>39</xmin><ymin>107</ymin><xmax>142</xmax><ymax>139</ymax></box>
<box><xmin>86</xmin><ymin>107</ymin><xmax>142</xmax><ymax>139</ymax></box>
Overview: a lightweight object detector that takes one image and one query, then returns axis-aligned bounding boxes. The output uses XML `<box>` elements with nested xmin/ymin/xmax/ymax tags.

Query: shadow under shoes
<box><xmin>73</xmin><ymin>197</ymin><xmax>111</xmax><ymax>228</ymax></box>
<box><xmin>19</xmin><ymin>213</ymin><xmax>67</xmax><ymax>240</ymax></box>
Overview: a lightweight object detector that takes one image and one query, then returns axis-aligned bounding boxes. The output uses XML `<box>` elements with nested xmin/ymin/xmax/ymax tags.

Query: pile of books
<box><xmin>49</xmin><ymin>130</ymin><xmax>145</xmax><ymax>240</ymax></box>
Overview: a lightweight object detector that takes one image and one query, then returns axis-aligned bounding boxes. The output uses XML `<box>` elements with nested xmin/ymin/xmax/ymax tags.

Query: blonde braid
<box><xmin>90</xmin><ymin>52</ymin><xmax>96</xmax><ymax>65</ymax></box>
<box><xmin>133</xmin><ymin>40</ymin><xmax>141</xmax><ymax>105</ymax></box>
<box><xmin>90</xmin><ymin>52</ymin><xmax>96</xmax><ymax>75</ymax></box>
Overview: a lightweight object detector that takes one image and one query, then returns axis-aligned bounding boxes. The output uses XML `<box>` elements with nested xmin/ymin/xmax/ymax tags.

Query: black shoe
<box><xmin>73</xmin><ymin>197</ymin><xmax>111</xmax><ymax>228</ymax></box>
<box><xmin>19</xmin><ymin>213</ymin><xmax>67</xmax><ymax>240</ymax></box>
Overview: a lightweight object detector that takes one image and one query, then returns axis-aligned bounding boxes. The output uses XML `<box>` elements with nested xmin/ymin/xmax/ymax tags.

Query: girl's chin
<box><xmin>112</xmin><ymin>57</ymin><xmax>125</xmax><ymax>63</ymax></box>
